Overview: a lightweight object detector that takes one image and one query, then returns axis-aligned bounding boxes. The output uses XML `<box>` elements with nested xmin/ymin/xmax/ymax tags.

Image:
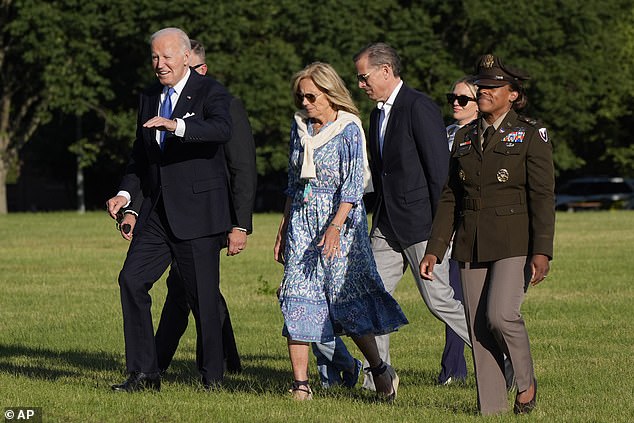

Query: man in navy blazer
<box><xmin>106</xmin><ymin>27</ymin><xmax>232</xmax><ymax>392</ymax></box>
<box><xmin>353</xmin><ymin>43</ymin><xmax>471</xmax><ymax>389</ymax></box>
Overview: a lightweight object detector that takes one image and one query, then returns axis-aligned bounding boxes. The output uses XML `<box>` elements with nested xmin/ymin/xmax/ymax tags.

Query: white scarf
<box><xmin>294</xmin><ymin>110</ymin><xmax>374</xmax><ymax>193</ymax></box>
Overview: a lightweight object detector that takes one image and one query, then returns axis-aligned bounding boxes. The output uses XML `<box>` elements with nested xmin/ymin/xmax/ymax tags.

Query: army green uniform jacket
<box><xmin>426</xmin><ymin>109</ymin><xmax>555</xmax><ymax>263</ymax></box>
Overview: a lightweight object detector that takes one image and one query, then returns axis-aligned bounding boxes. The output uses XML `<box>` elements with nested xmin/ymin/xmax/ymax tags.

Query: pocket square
<box><xmin>182</xmin><ymin>112</ymin><xmax>196</xmax><ymax>119</ymax></box>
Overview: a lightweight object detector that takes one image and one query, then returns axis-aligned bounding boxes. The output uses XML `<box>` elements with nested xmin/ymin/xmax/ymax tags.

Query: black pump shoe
<box><xmin>514</xmin><ymin>379</ymin><xmax>537</xmax><ymax>414</ymax></box>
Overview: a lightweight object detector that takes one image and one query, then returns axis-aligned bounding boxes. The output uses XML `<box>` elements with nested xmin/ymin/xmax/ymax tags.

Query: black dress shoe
<box><xmin>201</xmin><ymin>377</ymin><xmax>223</xmax><ymax>391</ymax></box>
<box><xmin>514</xmin><ymin>379</ymin><xmax>537</xmax><ymax>414</ymax></box>
<box><xmin>111</xmin><ymin>371</ymin><xmax>161</xmax><ymax>392</ymax></box>
<box><xmin>225</xmin><ymin>358</ymin><xmax>242</xmax><ymax>374</ymax></box>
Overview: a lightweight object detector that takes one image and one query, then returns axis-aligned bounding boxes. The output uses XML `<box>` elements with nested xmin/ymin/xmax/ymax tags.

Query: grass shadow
<box><xmin>0</xmin><ymin>343</ymin><xmax>121</xmax><ymax>381</ymax></box>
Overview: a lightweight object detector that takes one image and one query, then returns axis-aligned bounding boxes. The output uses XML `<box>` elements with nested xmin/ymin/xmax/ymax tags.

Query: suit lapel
<box><xmin>484</xmin><ymin>109</ymin><xmax>518</xmax><ymax>152</ymax></box>
<box><xmin>381</xmin><ymin>85</ymin><xmax>407</xmax><ymax>158</ymax></box>
<box><xmin>171</xmin><ymin>72</ymin><xmax>198</xmax><ymax>120</ymax></box>
<box><xmin>144</xmin><ymin>85</ymin><xmax>163</xmax><ymax>155</ymax></box>
<box><xmin>369</xmin><ymin>108</ymin><xmax>380</xmax><ymax>164</ymax></box>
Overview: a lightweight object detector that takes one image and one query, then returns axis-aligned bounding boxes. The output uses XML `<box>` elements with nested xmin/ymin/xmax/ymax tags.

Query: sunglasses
<box><xmin>446</xmin><ymin>93</ymin><xmax>476</xmax><ymax>107</ymax></box>
<box><xmin>358</xmin><ymin>70</ymin><xmax>379</xmax><ymax>84</ymax></box>
<box><xmin>296</xmin><ymin>92</ymin><xmax>323</xmax><ymax>103</ymax></box>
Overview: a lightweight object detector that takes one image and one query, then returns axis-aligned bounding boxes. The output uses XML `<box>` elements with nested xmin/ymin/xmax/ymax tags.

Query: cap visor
<box><xmin>473</xmin><ymin>77</ymin><xmax>509</xmax><ymax>87</ymax></box>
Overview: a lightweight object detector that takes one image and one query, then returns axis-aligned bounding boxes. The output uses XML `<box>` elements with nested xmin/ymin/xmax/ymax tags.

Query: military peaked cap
<box><xmin>473</xmin><ymin>54</ymin><xmax>530</xmax><ymax>87</ymax></box>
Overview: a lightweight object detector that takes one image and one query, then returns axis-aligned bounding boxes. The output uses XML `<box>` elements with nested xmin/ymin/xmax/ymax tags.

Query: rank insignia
<box><xmin>497</xmin><ymin>169</ymin><xmax>509</xmax><ymax>182</ymax></box>
<box><xmin>458</xmin><ymin>169</ymin><xmax>466</xmax><ymax>182</ymax></box>
<box><xmin>539</xmin><ymin>127</ymin><xmax>549</xmax><ymax>142</ymax></box>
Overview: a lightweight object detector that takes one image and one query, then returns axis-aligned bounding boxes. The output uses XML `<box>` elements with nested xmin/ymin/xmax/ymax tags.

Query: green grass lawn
<box><xmin>1</xmin><ymin>211</ymin><xmax>633</xmax><ymax>422</ymax></box>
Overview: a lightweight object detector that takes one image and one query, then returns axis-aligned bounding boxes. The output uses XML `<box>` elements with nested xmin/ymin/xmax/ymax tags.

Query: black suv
<box><xmin>555</xmin><ymin>177</ymin><xmax>634</xmax><ymax>211</ymax></box>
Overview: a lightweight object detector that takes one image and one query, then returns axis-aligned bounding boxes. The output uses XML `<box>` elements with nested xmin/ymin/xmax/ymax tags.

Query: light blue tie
<box><xmin>159</xmin><ymin>87</ymin><xmax>175</xmax><ymax>150</ymax></box>
<box><xmin>378</xmin><ymin>107</ymin><xmax>386</xmax><ymax>156</ymax></box>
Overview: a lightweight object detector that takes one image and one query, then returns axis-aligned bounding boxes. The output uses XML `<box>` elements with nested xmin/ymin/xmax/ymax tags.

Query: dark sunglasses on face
<box><xmin>356</xmin><ymin>68</ymin><xmax>377</xmax><ymax>84</ymax></box>
<box><xmin>296</xmin><ymin>92</ymin><xmax>323</xmax><ymax>103</ymax></box>
<box><xmin>446</xmin><ymin>93</ymin><xmax>476</xmax><ymax>107</ymax></box>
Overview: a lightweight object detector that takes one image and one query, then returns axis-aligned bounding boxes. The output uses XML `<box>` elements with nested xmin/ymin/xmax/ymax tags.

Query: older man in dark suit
<box><xmin>118</xmin><ymin>39</ymin><xmax>257</xmax><ymax>375</ymax></box>
<box><xmin>353</xmin><ymin>42</ymin><xmax>471</xmax><ymax>389</ymax></box>
<box><xmin>106</xmin><ymin>27</ymin><xmax>232</xmax><ymax>392</ymax></box>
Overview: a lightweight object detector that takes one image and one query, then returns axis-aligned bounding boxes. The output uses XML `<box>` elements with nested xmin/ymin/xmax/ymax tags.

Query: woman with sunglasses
<box><xmin>274</xmin><ymin>62</ymin><xmax>407</xmax><ymax>401</ymax></box>
<box><xmin>446</xmin><ymin>76</ymin><xmax>479</xmax><ymax>150</ymax></box>
<box><xmin>436</xmin><ymin>76</ymin><xmax>479</xmax><ymax>387</ymax></box>
<box><xmin>420</xmin><ymin>55</ymin><xmax>554</xmax><ymax>415</ymax></box>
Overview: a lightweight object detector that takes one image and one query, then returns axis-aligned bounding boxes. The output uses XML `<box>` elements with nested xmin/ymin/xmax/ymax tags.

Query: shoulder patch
<box><xmin>539</xmin><ymin>127</ymin><xmax>549</xmax><ymax>142</ymax></box>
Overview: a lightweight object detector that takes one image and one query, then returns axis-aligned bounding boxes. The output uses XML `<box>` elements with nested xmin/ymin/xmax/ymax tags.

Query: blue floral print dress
<box><xmin>279</xmin><ymin>119</ymin><xmax>408</xmax><ymax>342</ymax></box>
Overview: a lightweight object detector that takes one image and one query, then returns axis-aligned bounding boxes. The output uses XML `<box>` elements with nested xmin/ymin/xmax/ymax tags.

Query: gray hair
<box><xmin>353</xmin><ymin>42</ymin><xmax>402</xmax><ymax>77</ymax></box>
<box><xmin>150</xmin><ymin>27</ymin><xmax>190</xmax><ymax>53</ymax></box>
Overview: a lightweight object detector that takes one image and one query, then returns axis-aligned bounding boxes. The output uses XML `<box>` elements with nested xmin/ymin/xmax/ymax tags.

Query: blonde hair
<box><xmin>452</xmin><ymin>76</ymin><xmax>478</xmax><ymax>99</ymax></box>
<box><xmin>291</xmin><ymin>62</ymin><xmax>359</xmax><ymax>117</ymax></box>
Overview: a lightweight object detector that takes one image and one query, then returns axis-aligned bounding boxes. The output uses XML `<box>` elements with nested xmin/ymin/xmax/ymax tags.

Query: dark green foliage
<box><xmin>2</xmin><ymin>0</ymin><xmax>633</xmax><ymax>211</ymax></box>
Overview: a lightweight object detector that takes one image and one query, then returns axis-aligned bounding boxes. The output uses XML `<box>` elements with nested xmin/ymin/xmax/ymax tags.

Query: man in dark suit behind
<box><xmin>353</xmin><ymin>43</ymin><xmax>471</xmax><ymax>389</ymax></box>
<box><xmin>106</xmin><ymin>27</ymin><xmax>232</xmax><ymax>392</ymax></box>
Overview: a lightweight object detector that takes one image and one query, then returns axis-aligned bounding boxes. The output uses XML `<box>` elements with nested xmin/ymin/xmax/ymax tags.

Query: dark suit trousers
<box><xmin>155</xmin><ymin>262</ymin><xmax>241</xmax><ymax>372</ymax></box>
<box><xmin>438</xmin><ymin>257</ymin><xmax>467</xmax><ymax>383</ymax></box>
<box><xmin>118</xmin><ymin>202</ymin><xmax>225</xmax><ymax>382</ymax></box>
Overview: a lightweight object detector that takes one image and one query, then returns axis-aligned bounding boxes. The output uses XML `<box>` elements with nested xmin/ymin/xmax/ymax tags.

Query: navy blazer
<box><xmin>119</xmin><ymin>71</ymin><xmax>233</xmax><ymax>240</ymax></box>
<box><xmin>368</xmin><ymin>83</ymin><xmax>449</xmax><ymax>247</ymax></box>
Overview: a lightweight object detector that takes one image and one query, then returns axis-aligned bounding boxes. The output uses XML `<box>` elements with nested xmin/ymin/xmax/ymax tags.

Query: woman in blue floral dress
<box><xmin>274</xmin><ymin>62</ymin><xmax>408</xmax><ymax>401</ymax></box>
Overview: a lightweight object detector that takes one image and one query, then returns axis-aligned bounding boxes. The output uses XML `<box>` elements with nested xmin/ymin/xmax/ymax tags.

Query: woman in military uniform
<box><xmin>419</xmin><ymin>55</ymin><xmax>555</xmax><ymax>415</ymax></box>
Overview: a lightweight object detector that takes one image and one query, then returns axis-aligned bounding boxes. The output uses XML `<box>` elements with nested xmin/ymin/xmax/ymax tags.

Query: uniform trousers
<box><xmin>362</xmin><ymin>221</ymin><xmax>471</xmax><ymax>389</ymax></box>
<box><xmin>118</xmin><ymin>202</ymin><xmax>225</xmax><ymax>383</ymax></box>
<box><xmin>460</xmin><ymin>256</ymin><xmax>534</xmax><ymax>415</ymax></box>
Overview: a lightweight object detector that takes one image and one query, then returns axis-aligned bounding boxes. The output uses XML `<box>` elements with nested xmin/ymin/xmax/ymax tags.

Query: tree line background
<box><xmin>1</xmin><ymin>0</ymin><xmax>633</xmax><ymax>213</ymax></box>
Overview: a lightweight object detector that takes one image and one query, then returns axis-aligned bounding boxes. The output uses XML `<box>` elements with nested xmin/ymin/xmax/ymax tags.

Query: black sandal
<box><xmin>289</xmin><ymin>380</ymin><xmax>313</xmax><ymax>400</ymax></box>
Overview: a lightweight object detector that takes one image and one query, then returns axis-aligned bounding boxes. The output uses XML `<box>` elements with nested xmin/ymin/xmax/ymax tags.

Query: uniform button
<box><xmin>383</xmin><ymin>172</ymin><xmax>388</xmax><ymax>176</ymax></box>
<box><xmin>510</xmin><ymin>208</ymin><xmax>515</xmax><ymax>213</ymax></box>
<box><xmin>476</xmin><ymin>171</ymin><xmax>481</xmax><ymax>176</ymax></box>
<box><xmin>476</xmin><ymin>186</ymin><xmax>480</xmax><ymax>191</ymax></box>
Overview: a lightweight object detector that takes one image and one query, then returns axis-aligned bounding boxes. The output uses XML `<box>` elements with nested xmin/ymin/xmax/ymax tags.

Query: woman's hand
<box><xmin>529</xmin><ymin>254</ymin><xmax>550</xmax><ymax>286</ymax></box>
<box><xmin>274</xmin><ymin>227</ymin><xmax>287</xmax><ymax>265</ymax></box>
<box><xmin>318</xmin><ymin>225</ymin><xmax>342</xmax><ymax>261</ymax></box>
<box><xmin>419</xmin><ymin>254</ymin><xmax>438</xmax><ymax>280</ymax></box>
<box><xmin>274</xmin><ymin>198</ymin><xmax>292</xmax><ymax>265</ymax></box>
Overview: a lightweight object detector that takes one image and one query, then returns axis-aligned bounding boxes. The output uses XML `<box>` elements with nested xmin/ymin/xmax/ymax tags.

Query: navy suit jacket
<box><xmin>119</xmin><ymin>70</ymin><xmax>233</xmax><ymax>240</ymax></box>
<box><xmin>369</xmin><ymin>83</ymin><xmax>449</xmax><ymax>247</ymax></box>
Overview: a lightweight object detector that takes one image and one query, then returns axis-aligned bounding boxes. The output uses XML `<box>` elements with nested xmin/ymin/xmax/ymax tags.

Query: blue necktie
<box><xmin>159</xmin><ymin>87</ymin><xmax>175</xmax><ymax>149</ymax></box>
<box><xmin>378</xmin><ymin>107</ymin><xmax>386</xmax><ymax>156</ymax></box>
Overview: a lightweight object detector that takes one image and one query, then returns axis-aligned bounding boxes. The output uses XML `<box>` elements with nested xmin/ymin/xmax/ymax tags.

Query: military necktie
<box><xmin>159</xmin><ymin>87</ymin><xmax>175</xmax><ymax>150</ymax></box>
<box><xmin>482</xmin><ymin>125</ymin><xmax>495</xmax><ymax>150</ymax></box>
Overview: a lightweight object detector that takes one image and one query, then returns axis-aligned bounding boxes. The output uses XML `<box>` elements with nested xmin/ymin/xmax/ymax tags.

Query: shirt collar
<box><xmin>165</xmin><ymin>68</ymin><xmax>191</xmax><ymax>96</ymax></box>
<box><xmin>481</xmin><ymin>110</ymin><xmax>509</xmax><ymax>132</ymax></box>
<box><xmin>377</xmin><ymin>80</ymin><xmax>403</xmax><ymax>110</ymax></box>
